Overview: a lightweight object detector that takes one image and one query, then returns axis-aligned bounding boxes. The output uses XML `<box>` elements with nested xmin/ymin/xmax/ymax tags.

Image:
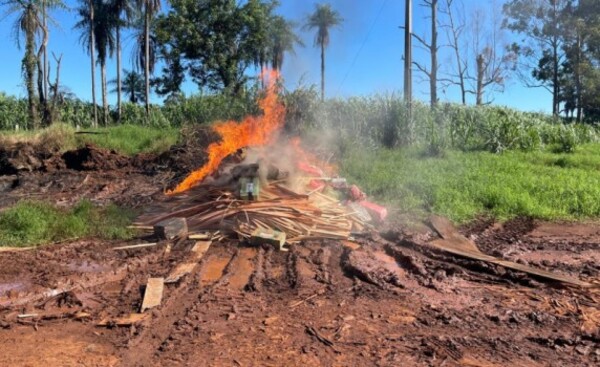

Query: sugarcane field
<box><xmin>1</xmin><ymin>1</ymin><xmax>600</xmax><ymax>366</ymax></box>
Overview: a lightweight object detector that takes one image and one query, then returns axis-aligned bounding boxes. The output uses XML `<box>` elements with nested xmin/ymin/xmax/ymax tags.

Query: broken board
<box><xmin>428</xmin><ymin>215</ymin><xmax>592</xmax><ymax>288</ymax></box>
<box><xmin>97</xmin><ymin>313</ymin><xmax>148</xmax><ymax>327</ymax></box>
<box><xmin>165</xmin><ymin>241</ymin><xmax>212</xmax><ymax>283</ymax></box>
<box><xmin>190</xmin><ymin>241</ymin><xmax>212</xmax><ymax>260</ymax></box>
<box><xmin>140</xmin><ymin>278</ymin><xmax>164</xmax><ymax>312</ymax></box>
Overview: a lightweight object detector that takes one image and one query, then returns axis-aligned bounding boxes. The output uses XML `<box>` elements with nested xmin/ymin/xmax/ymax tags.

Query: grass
<box><xmin>0</xmin><ymin>200</ymin><xmax>136</xmax><ymax>247</ymax></box>
<box><xmin>341</xmin><ymin>143</ymin><xmax>600</xmax><ymax>223</ymax></box>
<box><xmin>0</xmin><ymin>124</ymin><xmax>179</xmax><ymax>156</ymax></box>
<box><xmin>78</xmin><ymin>125</ymin><xmax>179</xmax><ymax>156</ymax></box>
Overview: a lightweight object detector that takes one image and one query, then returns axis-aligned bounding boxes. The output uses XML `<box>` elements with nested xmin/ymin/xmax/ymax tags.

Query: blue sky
<box><xmin>0</xmin><ymin>0</ymin><xmax>551</xmax><ymax>113</ymax></box>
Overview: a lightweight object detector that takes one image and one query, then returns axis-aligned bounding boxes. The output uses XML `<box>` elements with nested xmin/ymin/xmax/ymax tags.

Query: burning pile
<box><xmin>138</xmin><ymin>70</ymin><xmax>386</xmax><ymax>249</ymax></box>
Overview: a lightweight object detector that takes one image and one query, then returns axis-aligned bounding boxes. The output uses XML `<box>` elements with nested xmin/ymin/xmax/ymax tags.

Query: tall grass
<box><xmin>284</xmin><ymin>91</ymin><xmax>599</xmax><ymax>154</ymax></box>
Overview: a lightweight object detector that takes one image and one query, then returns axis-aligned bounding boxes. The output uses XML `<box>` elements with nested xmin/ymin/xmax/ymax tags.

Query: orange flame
<box><xmin>168</xmin><ymin>70</ymin><xmax>285</xmax><ymax>194</ymax></box>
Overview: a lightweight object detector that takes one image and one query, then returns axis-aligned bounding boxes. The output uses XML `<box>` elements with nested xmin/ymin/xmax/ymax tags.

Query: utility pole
<box><xmin>404</xmin><ymin>0</ymin><xmax>413</xmax><ymax>116</ymax></box>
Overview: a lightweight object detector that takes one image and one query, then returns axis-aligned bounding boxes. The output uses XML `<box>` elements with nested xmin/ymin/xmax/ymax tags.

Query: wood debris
<box><xmin>112</xmin><ymin>243</ymin><xmax>158</xmax><ymax>251</ymax></box>
<box><xmin>140</xmin><ymin>278</ymin><xmax>164</xmax><ymax>312</ymax></box>
<box><xmin>428</xmin><ymin>215</ymin><xmax>593</xmax><ymax>288</ymax></box>
<box><xmin>97</xmin><ymin>313</ymin><xmax>148</xmax><ymax>327</ymax></box>
<box><xmin>138</xmin><ymin>184</ymin><xmax>368</xmax><ymax>247</ymax></box>
<box><xmin>165</xmin><ymin>241</ymin><xmax>212</xmax><ymax>283</ymax></box>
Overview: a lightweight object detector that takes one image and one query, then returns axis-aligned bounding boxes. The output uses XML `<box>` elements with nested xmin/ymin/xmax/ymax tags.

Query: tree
<box><xmin>303</xmin><ymin>3</ymin><xmax>343</xmax><ymax>102</ymax></box>
<box><xmin>109</xmin><ymin>69</ymin><xmax>145</xmax><ymax>103</ymax></box>
<box><xmin>111</xmin><ymin>0</ymin><xmax>135</xmax><ymax>121</ymax></box>
<box><xmin>409</xmin><ymin>0</ymin><xmax>439</xmax><ymax>107</ymax></box>
<box><xmin>155</xmin><ymin>0</ymin><xmax>278</xmax><ymax>96</ymax></box>
<box><xmin>503</xmin><ymin>0</ymin><xmax>571</xmax><ymax>116</ymax></box>
<box><xmin>138</xmin><ymin>0</ymin><xmax>161</xmax><ymax>118</ymax></box>
<box><xmin>440</xmin><ymin>0</ymin><xmax>468</xmax><ymax>105</ymax></box>
<box><xmin>74</xmin><ymin>0</ymin><xmax>116</xmax><ymax>126</ymax></box>
<box><xmin>269</xmin><ymin>16</ymin><xmax>303</xmax><ymax>71</ymax></box>
<box><xmin>471</xmin><ymin>1</ymin><xmax>515</xmax><ymax>105</ymax></box>
<box><xmin>2</xmin><ymin>0</ymin><xmax>45</xmax><ymax>128</ymax></box>
<box><xmin>74</xmin><ymin>0</ymin><xmax>97</xmax><ymax>127</ymax></box>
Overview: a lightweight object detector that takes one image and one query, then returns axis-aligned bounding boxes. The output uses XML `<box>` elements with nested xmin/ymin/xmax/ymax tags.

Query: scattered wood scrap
<box><xmin>140</xmin><ymin>278</ymin><xmax>164</xmax><ymax>312</ymax></box>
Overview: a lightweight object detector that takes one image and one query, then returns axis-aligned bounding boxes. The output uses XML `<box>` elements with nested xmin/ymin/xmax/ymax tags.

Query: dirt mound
<box><xmin>60</xmin><ymin>144</ymin><xmax>131</xmax><ymax>171</ymax></box>
<box><xmin>0</xmin><ymin>142</ymin><xmax>54</xmax><ymax>175</ymax></box>
<box><xmin>140</xmin><ymin>126</ymin><xmax>220</xmax><ymax>189</ymax></box>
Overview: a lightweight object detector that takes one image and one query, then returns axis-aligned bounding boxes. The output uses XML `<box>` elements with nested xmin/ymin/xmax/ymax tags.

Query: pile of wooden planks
<box><xmin>137</xmin><ymin>184</ymin><xmax>368</xmax><ymax>245</ymax></box>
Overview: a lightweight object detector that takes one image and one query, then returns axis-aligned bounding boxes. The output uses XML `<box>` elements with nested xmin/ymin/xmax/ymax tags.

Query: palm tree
<box><xmin>303</xmin><ymin>3</ymin><xmax>343</xmax><ymax>101</ymax></box>
<box><xmin>138</xmin><ymin>0</ymin><xmax>161</xmax><ymax>118</ymax></box>
<box><xmin>109</xmin><ymin>69</ymin><xmax>145</xmax><ymax>103</ymax></box>
<box><xmin>110</xmin><ymin>0</ymin><xmax>134</xmax><ymax>121</ymax></box>
<box><xmin>2</xmin><ymin>0</ymin><xmax>45</xmax><ymax>128</ymax></box>
<box><xmin>270</xmin><ymin>16</ymin><xmax>303</xmax><ymax>72</ymax></box>
<box><xmin>74</xmin><ymin>0</ymin><xmax>97</xmax><ymax>127</ymax></box>
<box><xmin>75</xmin><ymin>0</ymin><xmax>116</xmax><ymax>126</ymax></box>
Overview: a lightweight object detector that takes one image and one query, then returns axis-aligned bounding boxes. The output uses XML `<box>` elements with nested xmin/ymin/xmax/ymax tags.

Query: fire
<box><xmin>168</xmin><ymin>70</ymin><xmax>285</xmax><ymax>194</ymax></box>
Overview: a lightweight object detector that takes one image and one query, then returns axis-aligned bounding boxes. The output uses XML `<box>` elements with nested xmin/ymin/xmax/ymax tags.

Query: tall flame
<box><xmin>168</xmin><ymin>70</ymin><xmax>285</xmax><ymax>194</ymax></box>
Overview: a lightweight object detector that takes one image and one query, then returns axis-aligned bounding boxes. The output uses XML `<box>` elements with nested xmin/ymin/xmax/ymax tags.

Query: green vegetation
<box><xmin>0</xmin><ymin>123</ymin><xmax>178</xmax><ymax>156</ymax></box>
<box><xmin>341</xmin><ymin>144</ymin><xmax>600</xmax><ymax>223</ymax></box>
<box><xmin>288</xmin><ymin>90</ymin><xmax>599</xmax><ymax>153</ymax></box>
<box><xmin>79</xmin><ymin>125</ymin><xmax>179</xmax><ymax>156</ymax></box>
<box><xmin>0</xmin><ymin>200</ymin><xmax>136</xmax><ymax>247</ymax></box>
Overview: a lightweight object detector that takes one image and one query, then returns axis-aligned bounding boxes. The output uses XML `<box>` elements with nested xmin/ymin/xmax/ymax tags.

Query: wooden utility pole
<box><xmin>404</xmin><ymin>0</ymin><xmax>413</xmax><ymax>114</ymax></box>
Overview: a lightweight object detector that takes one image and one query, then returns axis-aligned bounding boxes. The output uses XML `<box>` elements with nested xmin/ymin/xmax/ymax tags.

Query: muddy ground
<box><xmin>0</xmin><ymin>144</ymin><xmax>599</xmax><ymax>366</ymax></box>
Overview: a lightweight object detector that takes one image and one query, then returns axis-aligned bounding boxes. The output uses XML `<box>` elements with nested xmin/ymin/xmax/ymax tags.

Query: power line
<box><xmin>334</xmin><ymin>0</ymin><xmax>389</xmax><ymax>96</ymax></box>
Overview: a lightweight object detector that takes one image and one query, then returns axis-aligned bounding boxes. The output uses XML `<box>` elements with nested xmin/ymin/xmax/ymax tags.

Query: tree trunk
<box><xmin>101</xmin><ymin>61</ymin><xmax>108</xmax><ymax>126</ymax></box>
<box><xmin>89</xmin><ymin>0</ymin><xmax>98</xmax><ymax>128</ymax></box>
<box><xmin>476</xmin><ymin>54</ymin><xmax>484</xmax><ymax>105</ymax></box>
<box><xmin>320</xmin><ymin>41</ymin><xmax>325</xmax><ymax>102</ymax></box>
<box><xmin>116</xmin><ymin>23</ymin><xmax>122</xmax><ymax>122</ymax></box>
<box><xmin>144</xmin><ymin>7</ymin><xmax>151</xmax><ymax>120</ymax></box>
<box><xmin>37</xmin><ymin>22</ymin><xmax>49</xmax><ymax>126</ymax></box>
<box><xmin>552</xmin><ymin>41</ymin><xmax>559</xmax><ymax>116</ymax></box>
<box><xmin>575</xmin><ymin>32</ymin><xmax>583</xmax><ymax>123</ymax></box>
<box><xmin>430</xmin><ymin>0</ymin><xmax>438</xmax><ymax>108</ymax></box>
<box><xmin>42</xmin><ymin>0</ymin><xmax>48</xmax><ymax>103</ymax></box>
<box><xmin>24</xmin><ymin>23</ymin><xmax>38</xmax><ymax>129</ymax></box>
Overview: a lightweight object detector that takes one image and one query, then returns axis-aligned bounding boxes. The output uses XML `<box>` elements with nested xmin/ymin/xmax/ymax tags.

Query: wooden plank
<box><xmin>165</xmin><ymin>262</ymin><xmax>197</xmax><ymax>283</ymax></box>
<box><xmin>112</xmin><ymin>243</ymin><xmax>158</xmax><ymax>251</ymax></box>
<box><xmin>140</xmin><ymin>278</ymin><xmax>164</xmax><ymax>312</ymax></box>
<box><xmin>191</xmin><ymin>241</ymin><xmax>212</xmax><ymax>260</ymax></box>
<box><xmin>428</xmin><ymin>239</ymin><xmax>592</xmax><ymax>288</ymax></box>
<box><xmin>97</xmin><ymin>313</ymin><xmax>148</xmax><ymax>327</ymax></box>
<box><xmin>0</xmin><ymin>246</ymin><xmax>35</xmax><ymax>252</ymax></box>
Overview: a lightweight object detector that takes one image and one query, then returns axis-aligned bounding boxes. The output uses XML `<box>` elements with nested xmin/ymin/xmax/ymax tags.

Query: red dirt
<box><xmin>0</xmin><ymin>218</ymin><xmax>598</xmax><ymax>366</ymax></box>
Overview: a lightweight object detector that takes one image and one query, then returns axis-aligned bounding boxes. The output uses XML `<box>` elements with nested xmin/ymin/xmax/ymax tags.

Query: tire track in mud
<box><xmin>130</xmin><ymin>245</ymin><xmax>265</xmax><ymax>366</ymax></box>
<box><xmin>118</xmin><ymin>245</ymin><xmax>237</xmax><ymax>367</ymax></box>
